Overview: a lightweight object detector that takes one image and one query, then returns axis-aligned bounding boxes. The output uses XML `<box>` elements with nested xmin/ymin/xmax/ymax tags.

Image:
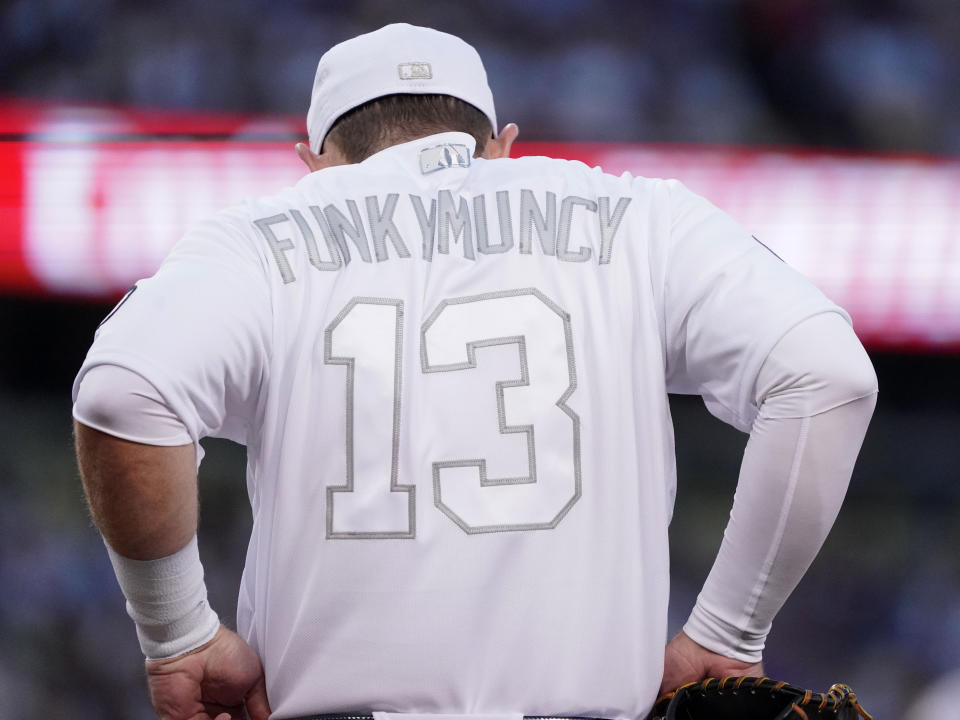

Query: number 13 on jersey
<box><xmin>324</xmin><ymin>288</ymin><xmax>582</xmax><ymax>538</ymax></box>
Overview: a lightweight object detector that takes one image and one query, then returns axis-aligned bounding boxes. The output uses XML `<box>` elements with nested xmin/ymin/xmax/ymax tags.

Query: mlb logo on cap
<box><xmin>399</xmin><ymin>62</ymin><xmax>432</xmax><ymax>80</ymax></box>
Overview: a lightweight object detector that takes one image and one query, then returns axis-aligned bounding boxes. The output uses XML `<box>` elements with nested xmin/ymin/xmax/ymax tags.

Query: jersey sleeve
<box><xmin>73</xmin><ymin>364</ymin><xmax>193</xmax><ymax>446</ymax></box>
<box><xmin>660</xmin><ymin>180</ymin><xmax>849</xmax><ymax>431</ymax></box>
<box><xmin>72</xmin><ymin>209</ymin><xmax>271</xmax><ymax>446</ymax></box>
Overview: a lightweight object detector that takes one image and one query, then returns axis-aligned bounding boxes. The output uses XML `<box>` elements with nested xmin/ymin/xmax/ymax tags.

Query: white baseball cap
<box><xmin>306</xmin><ymin>23</ymin><xmax>498</xmax><ymax>153</ymax></box>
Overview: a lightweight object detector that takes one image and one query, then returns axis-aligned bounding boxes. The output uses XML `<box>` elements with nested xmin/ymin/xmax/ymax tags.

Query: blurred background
<box><xmin>1</xmin><ymin>1</ymin><xmax>958</xmax><ymax>718</ymax></box>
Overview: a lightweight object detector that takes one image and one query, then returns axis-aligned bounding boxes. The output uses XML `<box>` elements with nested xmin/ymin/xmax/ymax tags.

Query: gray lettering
<box><xmin>473</xmin><ymin>195</ymin><xmax>490</xmax><ymax>254</ymax></box>
<box><xmin>366</xmin><ymin>193</ymin><xmax>410</xmax><ymax>262</ymax></box>
<box><xmin>255</xmin><ymin>192</ymin><xmax>626</xmax><ymax>275</ymax></box>
<box><xmin>598</xmin><ymin>196</ymin><xmax>632</xmax><ymax>264</ymax></box>
<box><xmin>308</xmin><ymin>206</ymin><xmax>345</xmax><ymax>270</ymax></box>
<box><xmin>437</xmin><ymin>189</ymin><xmax>475</xmax><ymax>260</ymax></box>
<box><xmin>254</xmin><ymin>214</ymin><xmax>296</xmax><ymax>284</ymax></box>
<box><xmin>473</xmin><ymin>195</ymin><xmax>513</xmax><ymax>255</ymax></box>
<box><xmin>518</xmin><ymin>189</ymin><xmax>556</xmax><ymax>256</ymax></box>
<box><xmin>495</xmin><ymin>191</ymin><xmax>515</xmax><ymax>254</ymax></box>
<box><xmin>291</xmin><ymin>209</ymin><xmax>341</xmax><ymax>271</ymax></box>
<box><xmin>410</xmin><ymin>194</ymin><xmax>437</xmax><ymax>261</ymax></box>
<box><xmin>557</xmin><ymin>195</ymin><xmax>597</xmax><ymax>263</ymax></box>
<box><xmin>477</xmin><ymin>192</ymin><xmax>513</xmax><ymax>254</ymax></box>
<box><xmin>324</xmin><ymin>200</ymin><xmax>371</xmax><ymax>264</ymax></box>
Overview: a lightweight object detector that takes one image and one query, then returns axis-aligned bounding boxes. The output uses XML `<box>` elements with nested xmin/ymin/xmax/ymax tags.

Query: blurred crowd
<box><xmin>1</xmin><ymin>0</ymin><xmax>959</xmax><ymax>154</ymax></box>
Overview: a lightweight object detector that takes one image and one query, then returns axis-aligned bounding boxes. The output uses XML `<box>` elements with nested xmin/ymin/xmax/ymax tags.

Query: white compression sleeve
<box><xmin>683</xmin><ymin>313</ymin><xmax>878</xmax><ymax>662</ymax></box>
<box><xmin>73</xmin><ymin>364</ymin><xmax>193</xmax><ymax>445</ymax></box>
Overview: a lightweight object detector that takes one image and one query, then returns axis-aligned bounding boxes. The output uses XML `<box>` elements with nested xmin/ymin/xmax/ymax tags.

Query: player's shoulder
<box><xmin>167</xmin><ymin>186</ymin><xmax>303</xmax><ymax>272</ymax></box>
<box><xmin>194</xmin><ymin>181</ymin><xmax>314</xmax><ymax>249</ymax></box>
<box><xmin>476</xmin><ymin>153</ymin><xmax>667</xmax><ymax>197</ymax></box>
<box><xmin>226</xmin><ymin>182</ymin><xmax>307</xmax><ymax>223</ymax></box>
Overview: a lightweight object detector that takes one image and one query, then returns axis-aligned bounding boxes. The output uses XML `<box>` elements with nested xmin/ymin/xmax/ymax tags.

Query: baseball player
<box><xmin>73</xmin><ymin>23</ymin><xmax>877</xmax><ymax>720</ymax></box>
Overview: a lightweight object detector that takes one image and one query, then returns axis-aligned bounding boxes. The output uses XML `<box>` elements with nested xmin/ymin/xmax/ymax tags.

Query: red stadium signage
<box><xmin>1</xmin><ymin>102</ymin><xmax>958</xmax><ymax>350</ymax></box>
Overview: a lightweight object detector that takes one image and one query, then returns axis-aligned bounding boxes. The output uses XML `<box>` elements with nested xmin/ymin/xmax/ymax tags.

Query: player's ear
<box><xmin>295</xmin><ymin>142</ymin><xmax>341</xmax><ymax>172</ymax></box>
<box><xmin>480</xmin><ymin>123</ymin><xmax>518</xmax><ymax>160</ymax></box>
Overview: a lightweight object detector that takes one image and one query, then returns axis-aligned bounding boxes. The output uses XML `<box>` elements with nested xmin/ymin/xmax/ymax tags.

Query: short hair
<box><xmin>323</xmin><ymin>94</ymin><xmax>494</xmax><ymax>163</ymax></box>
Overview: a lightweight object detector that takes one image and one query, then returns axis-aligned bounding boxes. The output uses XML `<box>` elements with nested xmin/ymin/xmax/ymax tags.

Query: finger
<box><xmin>244</xmin><ymin>675</ymin><xmax>272</xmax><ymax>720</ymax></box>
<box><xmin>659</xmin><ymin>670</ymin><xmax>687</xmax><ymax>695</ymax></box>
<box><xmin>207</xmin><ymin>708</ymin><xmax>245</xmax><ymax>720</ymax></box>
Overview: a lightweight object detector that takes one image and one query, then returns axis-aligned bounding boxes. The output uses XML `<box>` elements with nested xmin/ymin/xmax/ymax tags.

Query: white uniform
<box><xmin>73</xmin><ymin>131</ymin><xmax>847</xmax><ymax>719</ymax></box>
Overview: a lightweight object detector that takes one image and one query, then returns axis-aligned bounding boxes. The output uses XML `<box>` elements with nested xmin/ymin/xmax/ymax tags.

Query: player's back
<box><xmin>81</xmin><ymin>126</ymin><xmax>838</xmax><ymax>717</ymax></box>
<box><xmin>232</xmin><ymin>131</ymin><xmax>679</xmax><ymax>718</ymax></box>
<box><xmin>75</xmin><ymin>23</ymin><xmax>859</xmax><ymax>717</ymax></box>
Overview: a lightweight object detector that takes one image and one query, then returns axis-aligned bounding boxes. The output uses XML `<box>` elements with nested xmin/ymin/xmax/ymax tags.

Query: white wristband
<box><xmin>106</xmin><ymin>535</ymin><xmax>220</xmax><ymax>660</ymax></box>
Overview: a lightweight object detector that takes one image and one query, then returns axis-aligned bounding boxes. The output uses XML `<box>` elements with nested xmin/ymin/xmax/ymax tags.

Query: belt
<box><xmin>291</xmin><ymin>715</ymin><xmax>609</xmax><ymax>720</ymax></box>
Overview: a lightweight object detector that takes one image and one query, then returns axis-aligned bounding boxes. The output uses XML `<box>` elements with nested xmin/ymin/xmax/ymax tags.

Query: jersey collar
<box><xmin>361</xmin><ymin>131</ymin><xmax>478</xmax><ymax>174</ymax></box>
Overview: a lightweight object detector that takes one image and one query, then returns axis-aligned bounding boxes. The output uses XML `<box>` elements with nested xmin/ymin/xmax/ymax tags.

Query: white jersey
<box><xmin>73</xmin><ymin>131</ymin><xmax>842</xmax><ymax>719</ymax></box>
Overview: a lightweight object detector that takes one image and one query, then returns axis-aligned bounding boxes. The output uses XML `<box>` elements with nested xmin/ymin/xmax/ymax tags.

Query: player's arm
<box><xmin>72</xmin><ymin>212</ymin><xmax>273</xmax><ymax>719</ymax></box>
<box><xmin>76</xmin><ymin>422</ymin><xmax>196</xmax><ymax>560</ymax></box>
<box><xmin>661</xmin><ymin>312</ymin><xmax>877</xmax><ymax>692</ymax></box>
<box><xmin>74</xmin><ymin>366</ymin><xmax>270</xmax><ymax>720</ymax></box>
<box><xmin>657</xmin><ymin>180</ymin><xmax>877</xmax><ymax>691</ymax></box>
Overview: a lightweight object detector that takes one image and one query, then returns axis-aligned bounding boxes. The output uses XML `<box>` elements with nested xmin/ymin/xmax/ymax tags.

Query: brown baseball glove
<box><xmin>651</xmin><ymin>676</ymin><xmax>873</xmax><ymax>720</ymax></box>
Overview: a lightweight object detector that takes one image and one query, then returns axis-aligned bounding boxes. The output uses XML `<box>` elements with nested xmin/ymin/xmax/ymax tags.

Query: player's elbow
<box><xmin>757</xmin><ymin>313</ymin><xmax>878</xmax><ymax>419</ymax></box>
<box><xmin>825</xmin><ymin>344</ymin><xmax>878</xmax><ymax>404</ymax></box>
<box><xmin>808</xmin><ymin>314</ymin><xmax>878</xmax><ymax>411</ymax></box>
